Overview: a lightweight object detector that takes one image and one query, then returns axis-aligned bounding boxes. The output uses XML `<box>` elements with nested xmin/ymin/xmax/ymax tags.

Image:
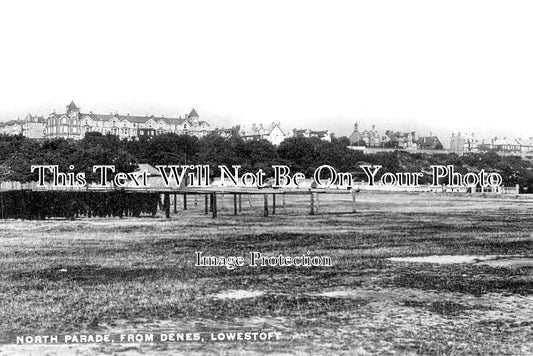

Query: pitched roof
<box><xmin>134</xmin><ymin>163</ymin><xmax>161</xmax><ymax>176</ymax></box>
<box><xmin>188</xmin><ymin>108</ymin><xmax>199</xmax><ymax>118</ymax></box>
<box><xmin>67</xmin><ymin>101</ymin><xmax>79</xmax><ymax>111</ymax></box>
<box><xmin>417</xmin><ymin>136</ymin><xmax>442</xmax><ymax>147</ymax></box>
<box><xmin>79</xmin><ymin>113</ymin><xmax>190</xmax><ymax>125</ymax></box>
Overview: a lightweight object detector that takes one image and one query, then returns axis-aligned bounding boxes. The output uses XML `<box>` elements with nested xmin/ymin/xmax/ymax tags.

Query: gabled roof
<box><xmin>269</xmin><ymin>123</ymin><xmax>284</xmax><ymax>135</ymax></box>
<box><xmin>188</xmin><ymin>108</ymin><xmax>199</xmax><ymax>118</ymax></box>
<box><xmin>134</xmin><ymin>163</ymin><xmax>161</xmax><ymax>176</ymax></box>
<box><xmin>417</xmin><ymin>136</ymin><xmax>441</xmax><ymax>146</ymax></box>
<box><xmin>67</xmin><ymin>101</ymin><xmax>79</xmax><ymax>111</ymax></box>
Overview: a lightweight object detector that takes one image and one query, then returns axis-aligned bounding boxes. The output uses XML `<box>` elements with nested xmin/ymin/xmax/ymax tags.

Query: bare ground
<box><xmin>1</xmin><ymin>192</ymin><xmax>533</xmax><ymax>355</ymax></box>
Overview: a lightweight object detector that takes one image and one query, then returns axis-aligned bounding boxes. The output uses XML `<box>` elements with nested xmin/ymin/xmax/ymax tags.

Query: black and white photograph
<box><xmin>2</xmin><ymin>1</ymin><xmax>533</xmax><ymax>355</ymax></box>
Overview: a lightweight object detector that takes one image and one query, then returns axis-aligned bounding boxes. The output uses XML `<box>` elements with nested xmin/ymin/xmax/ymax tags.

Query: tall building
<box><xmin>45</xmin><ymin>101</ymin><xmax>213</xmax><ymax>140</ymax></box>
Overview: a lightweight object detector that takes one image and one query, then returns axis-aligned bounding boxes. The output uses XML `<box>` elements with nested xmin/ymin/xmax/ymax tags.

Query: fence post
<box><xmin>233</xmin><ymin>193</ymin><xmax>238</xmax><ymax>215</ymax></box>
<box><xmin>164</xmin><ymin>193</ymin><xmax>170</xmax><ymax>218</ymax></box>
<box><xmin>351</xmin><ymin>190</ymin><xmax>357</xmax><ymax>213</ymax></box>
<box><xmin>272</xmin><ymin>194</ymin><xmax>276</xmax><ymax>215</ymax></box>
<box><xmin>263</xmin><ymin>194</ymin><xmax>269</xmax><ymax>217</ymax></box>
<box><xmin>204</xmin><ymin>194</ymin><xmax>208</xmax><ymax>214</ymax></box>
<box><xmin>310</xmin><ymin>192</ymin><xmax>315</xmax><ymax>215</ymax></box>
<box><xmin>212</xmin><ymin>193</ymin><xmax>218</xmax><ymax>218</ymax></box>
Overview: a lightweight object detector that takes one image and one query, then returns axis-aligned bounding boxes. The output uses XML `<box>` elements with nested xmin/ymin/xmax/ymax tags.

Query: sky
<box><xmin>1</xmin><ymin>0</ymin><xmax>533</xmax><ymax>146</ymax></box>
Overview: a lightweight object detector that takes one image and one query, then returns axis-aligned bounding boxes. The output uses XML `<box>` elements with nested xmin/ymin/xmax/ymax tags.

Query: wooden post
<box><xmin>212</xmin><ymin>193</ymin><xmax>218</xmax><ymax>218</ymax></box>
<box><xmin>183</xmin><ymin>193</ymin><xmax>187</xmax><ymax>210</ymax></box>
<box><xmin>233</xmin><ymin>193</ymin><xmax>238</xmax><ymax>215</ymax></box>
<box><xmin>174</xmin><ymin>193</ymin><xmax>177</xmax><ymax>213</ymax></box>
<box><xmin>272</xmin><ymin>194</ymin><xmax>276</xmax><ymax>215</ymax></box>
<box><xmin>310</xmin><ymin>192</ymin><xmax>315</xmax><ymax>215</ymax></box>
<box><xmin>248</xmin><ymin>194</ymin><xmax>253</xmax><ymax>210</ymax></box>
<box><xmin>316</xmin><ymin>193</ymin><xmax>320</xmax><ymax>214</ymax></box>
<box><xmin>238</xmin><ymin>194</ymin><xmax>242</xmax><ymax>212</ymax></box>
<box><xmin>164</xmin><ymin>193</ymin><xmax>170</xmax><ymax>218</ymax></box>
<box><xmin>204</xmin><ymin>194</ymin><xmax>208</xmax><ymax>215</ymax></box>
<box><xmin>282</xmin><ymin>194</ymin><xmax>286</xmax><ymax>209</ymax></box>
<box><xmin>210</xmin><ymin>193</ymin><xmax>213</xmax><ymax>212</ymax></box>
<box><xmin>263</xmin><ymin>194</ymin><xmax>268</xmax><ymax>217</ymax></box>
<box><xmin>351</xmin><ymin>190</ymin><xmax>357</xmax><ymax>213</ymax></box>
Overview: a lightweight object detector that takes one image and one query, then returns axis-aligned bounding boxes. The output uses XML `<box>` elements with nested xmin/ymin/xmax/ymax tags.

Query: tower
<box><xmin>188</xmin><ymin>108</ymin><xmax>199</xmax><ymax>125</ymax></box>
<box><xmin>66</xmin><ymin>101</ymin><xmax>80</xmax><ymax>119</ymax></box>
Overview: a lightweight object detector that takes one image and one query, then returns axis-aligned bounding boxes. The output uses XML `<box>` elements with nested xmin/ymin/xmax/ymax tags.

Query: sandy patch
<box><xmin>212</xmin><ymin>290</ymin><xmax>264</xmax><ymax>300</ymax></box>
<box><xmin>388</xmin><ymin>254</ymin><xmax>533</xmax><ymax>267</ymax></box>
<box><xmin>388</xmin><ymin>255</ymin><xmax>499</xmax><ymax>264</ymax></box>
<box><xmin>475</xmin><ymin>257</ymin><xmax>533</xmax><ymax>268</ymax></box>
<box><xmin>312</xmin><ymin>290</ymin><xmax>361</xmax><ymax>298</ymax></box>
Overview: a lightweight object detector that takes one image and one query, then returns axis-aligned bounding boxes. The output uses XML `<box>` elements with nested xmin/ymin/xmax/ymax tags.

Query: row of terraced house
<box><xmin>45</xmin><ymin>101</ymin><xmax>213</xmax><ymax>140</ymax></box>
<box><xmin>0</xmin><ymin>101</ymin><xmax>335</xmax><ymax>146</ymax></box>
<box><xmin>0</xmin><ymin>101</ymin><xmax>215</xmax><ymax>140</ymax></box>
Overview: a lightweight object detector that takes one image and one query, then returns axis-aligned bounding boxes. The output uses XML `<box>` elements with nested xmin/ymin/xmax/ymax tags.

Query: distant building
<box><xmin>490</xmin><ymin>137</ymin><xmax>521</xmax><ymax>153</ymax></box>
<box><xmin>45</xmin><ymin>101</ymin><xmax>213</xmax><ymax>140</ymax></box>
<box><xmin>449</xmin><ymin>132</ymin><xmax>479</xmax><ymax>152</ymax></box>
<box><xmin>240</xmin><ymin>122</ymin><xmax>286</xmax><ymax>145</ymax></box>
<box><xmin>349</xmin><ymin>122</ymin><xmax>417</xmax><ymax>148</ymax></box>
<box><xmin>384</xmin><ymin>130</ymin><xmax>417</xmax><ymax>149</ymax></box>
<box><xmin>516</xmin><ymin>138</ymin><xmax>533</xmax><ymax>153</ymax></box>
<box><xmin>22</xmin><ymin>114</ymin><xmax>46</xmax><ymax>138</ymax></box>
<box><xmin>288</xmin><ymin>128</ymin><xmax>333</xmax><ymax>142</ymax></box>
<box><xmin>0</xmin><ymin>114</ymin><xmax>45</xmax><ymax>138</ymax></box>
<box><xmin>0</xmin><ymin>120</ymin><xmax>23</xmax><ymax>136</ymax></box>
<box><xmin>417</xmin><ymin>135</ymin><xmax>443</xmax><ymax>150</ymax></box>
<box><xmin>349</xmin><ymin>122</ymin><xmax>384</xmax><ymax>146</ymax></box>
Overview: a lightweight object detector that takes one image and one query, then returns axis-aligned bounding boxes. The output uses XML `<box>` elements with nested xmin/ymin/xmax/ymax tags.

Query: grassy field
<box><xmin>1</xmin><ymin>192</ymin><xmax>533</xmax><ymax>355</ymax></box>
